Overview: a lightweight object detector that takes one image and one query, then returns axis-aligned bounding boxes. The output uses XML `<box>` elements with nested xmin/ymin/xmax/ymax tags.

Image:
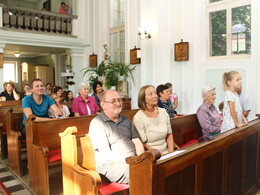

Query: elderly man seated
<box><xmin>89</xmin><ymin>90</ymin><xmax>144</xmax><ymax>184</ymax></box>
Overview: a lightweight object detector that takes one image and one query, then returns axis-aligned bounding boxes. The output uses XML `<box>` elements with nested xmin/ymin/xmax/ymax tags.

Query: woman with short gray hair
<box><xmin>196</xmin><ymin>86</ymin><xmax>222</xmax><ymax>140</ymax></box>
<box><xmin>72</xmin><ymin>82</ymin><xmax>98</xmax><ymax>116</ymax></box>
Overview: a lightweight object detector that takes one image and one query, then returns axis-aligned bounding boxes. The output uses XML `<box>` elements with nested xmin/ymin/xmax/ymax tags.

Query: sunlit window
<box><xmin>3</xmin><ymin>62</ymin><xmax>17</xmax><ymax>82</ymax></box>
<box><xmin>207</xmin><ymin>0</ymin><xmax>251</xmax><ymax>58</ymax></box>
<box><xmin>109</xmin><ymin>0</ymin><xmax>125</xmax><ymax>62</ymax></box>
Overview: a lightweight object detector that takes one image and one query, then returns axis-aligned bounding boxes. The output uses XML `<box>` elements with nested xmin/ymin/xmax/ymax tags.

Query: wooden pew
<box><xmin>25</xmin><ymin>109</ymin><xmax>138</xmax><ymax>195</ymax></box>
<box><xmin>60</xmin><ymin>127</ymin><xmax>129</xmax><ymax>195</ymax></box>
<box><xmin>170</xmin><ymin>114</ymin><xmax>202</xmax><ymax>147</ymax></box>
<box><xmin>59</xmin><ymin>112</ymin><xmax>203</xmax><ymax>195</ymax></box>
<box><xmin>126</xmin><ymin>117</ymin><xmax>260</xmax><ymax>195</ymax></box>
<box><xmin>0</xmin><ymin>100</ymin><xmax>22</xmax><ymax>159</ymax></box>
<box><xmin>5</xmin><ymin>107</ymin><xmax>23</xmax><ymax>176</ymax></box>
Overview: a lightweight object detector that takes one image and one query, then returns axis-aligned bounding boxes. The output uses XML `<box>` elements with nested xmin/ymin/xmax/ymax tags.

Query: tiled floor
<box><xmin>0</xmin><ymin>161</ymin><xmax>33</xmax><ymax>194</ymax></box>
<box><xmin>0</xmin><ymin>158</ymin><xmax>63</xmax><ymax>195</ymax></box>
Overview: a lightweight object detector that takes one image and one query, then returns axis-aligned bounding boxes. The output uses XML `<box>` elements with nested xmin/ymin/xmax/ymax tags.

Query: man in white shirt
<box><xmin>236</xmin><ymin>86</ymin><xmax>251</xmax><ymax>118</ymax></box>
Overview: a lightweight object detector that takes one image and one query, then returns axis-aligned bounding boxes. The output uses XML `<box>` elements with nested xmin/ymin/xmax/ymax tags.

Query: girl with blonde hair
<box><xmin>221</xmin><ymin>71</ymin><xmax>247</xmax><ymax>131</ymax></box>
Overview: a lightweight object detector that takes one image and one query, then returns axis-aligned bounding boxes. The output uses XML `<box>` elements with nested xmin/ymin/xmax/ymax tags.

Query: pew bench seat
<box><xmin>48</xmin><ymin>149</ymin><xmax>61</xmax><ymax>163</ymax></box>
<box><xmin>98</xmin><ymin>182</ymin><xmax>129</xmax><ymax>195</ymax></box>
<box><xmin>170</xmin><ymin>114</ymin><xmax>202</xmax><ymax>147</ymax></box>
<box><xmin>73</xmin><ymin>164</ymin><xmax>129</xmax><ymax>195</ymax></box>
<box><xmin>179</xmin><ymin>139</ymin><xmax>198</xmax><ymax>148</ymax></box>
<box><xmin>60</xmin><ymin>127</ymin><xmax>129</xmax><ymax>195</ymax></box>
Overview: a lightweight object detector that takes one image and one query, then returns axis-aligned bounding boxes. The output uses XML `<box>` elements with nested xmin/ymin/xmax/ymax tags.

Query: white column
<box><xmin>0</xmin><ymin>43</ymin><xmax>5</xmax><ymax>91</ymax></box>
<box><xmin>68</xmin><ymin>49</ymin><xmax>86</xmax><ymax>95</ymax></box>
<box><xmin>0</xmin><ymin>7</ymin><xmax>3</xmax><ymax>28</ymax></box>
<box><xmin>125</xmin><ymin>0</ymin><xmax>140</xmax><ymax>108</ymax></box>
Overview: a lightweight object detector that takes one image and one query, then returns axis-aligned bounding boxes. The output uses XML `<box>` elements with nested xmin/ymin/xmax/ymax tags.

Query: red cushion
<box><xmin>184</xmin><ymin>128</ymin><xmax>199</xmax><ymax>143</ymax></box>
<box><xmin>180</xmin><ymin>139</ymin><xmax>198</xmax><ymax>148</ymax></box>
<box><xmin>2</xmin><ymin>125</ymin><xmax>6</xmax><ymax>133</ymax></box>
<box><xmin>98</xmin><ymin>182</ymin><xmax>129</xmax><ymax>195</ymax></box>
<box><xmin>48</xmin><ymin>149</ymin><xmax>61</xmax><ymax>163</ymax></box>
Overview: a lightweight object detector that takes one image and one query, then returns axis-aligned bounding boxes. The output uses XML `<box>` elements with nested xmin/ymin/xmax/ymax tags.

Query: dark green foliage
<box><xmin>81</xmin><ymin>61</ymin><xmax>136</xmax><ymax>89</ymax></box>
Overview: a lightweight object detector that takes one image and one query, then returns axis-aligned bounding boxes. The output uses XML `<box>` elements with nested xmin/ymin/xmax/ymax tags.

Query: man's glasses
<box><xmin>103</xmin><ymin>98</ymin><xmax>123</xmax><ymax>104</ymax></box>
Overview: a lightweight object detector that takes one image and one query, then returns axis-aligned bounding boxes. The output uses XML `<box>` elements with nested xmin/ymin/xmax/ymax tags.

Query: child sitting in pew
<box><xmin>48</xmin><ymin>93</ymin><xmax>70</xmax><ymax>119</ymax></box>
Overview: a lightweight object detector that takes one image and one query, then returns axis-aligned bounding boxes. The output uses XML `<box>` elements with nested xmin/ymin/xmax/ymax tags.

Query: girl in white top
<box><xmin>221</xmin><ymin>71</ymin><xmax>247</xmax><ymax>131</ymax></box>
<box><xmin>133</xmin><ymin>85</ymin><xmax>178</xmax><ymax>154</ymax></box>
<box><xmin>48</xmin><ymin>93</ymin><xmax>70</xmax><ymax>119</ymax></box>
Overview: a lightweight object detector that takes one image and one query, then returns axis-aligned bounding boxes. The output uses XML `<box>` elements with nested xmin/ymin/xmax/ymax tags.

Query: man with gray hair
<box><xmin>89</xmin><ymin>90</ymin><xmax>144</xmax><ymax>184</ymax></box>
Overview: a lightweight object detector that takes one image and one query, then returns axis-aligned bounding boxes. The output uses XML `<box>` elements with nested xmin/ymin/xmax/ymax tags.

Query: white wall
<box><xmin>173</xmin><ymin>0</ymin><xmax>257</xmax><ymax>120</ymax></box>
<box><xmin>123</xmin><ymin>0</ymin><xmax>258</xmax><ymax>118</ymax></box>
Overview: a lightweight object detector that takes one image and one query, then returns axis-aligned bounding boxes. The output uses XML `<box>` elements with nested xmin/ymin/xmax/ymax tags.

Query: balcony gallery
<box><xmin>1</xmin><ymin>4</ymin><xmax>77</xmax><ymax>37</ymax></box>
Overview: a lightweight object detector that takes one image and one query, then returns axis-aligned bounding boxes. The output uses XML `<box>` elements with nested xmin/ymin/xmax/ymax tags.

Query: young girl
<box><xmin>221</xmin><ymin>71</ymin><xmax>247</xmax><ymax>131</ymax></box>
<box><xmin>165</xmin><ymin>83</ymin><xmax>178</xmax><ymax>113</ymax></box>
<box><xmin>48</xmin><ymin>93</ymin><xmax>70</xmax><ymax>119</ymax></box>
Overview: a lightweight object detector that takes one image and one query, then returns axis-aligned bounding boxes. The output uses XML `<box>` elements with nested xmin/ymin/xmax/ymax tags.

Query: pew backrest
<box><xmin>170</xmin><ymin>114</ymin><xmax>202</xmax><ymax>146</ymax></box>
<box><xmin>0</xmin><ymin>100</ymin><xmax>22</xmax><ymax>130</ymax></box>
<box><xmin>6</xmin><ymin>107</ymin><xmax>23</xmax><ymax>175</ymax></box>
<box><xmin>127</xmin><ymin>118</ymin><xmax>260</xmax><ymax>195</ymax></box>
<box><xmin>26</xmin><ymin>115</ymin><xmax>96</xmax><ymax>150</ymax></box>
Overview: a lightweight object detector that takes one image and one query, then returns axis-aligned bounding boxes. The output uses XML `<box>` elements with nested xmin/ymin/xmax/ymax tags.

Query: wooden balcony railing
<box><xmin>1</xmin><ymin>4</ymin><xmax>78</xmax><ymax>36</ymax></box>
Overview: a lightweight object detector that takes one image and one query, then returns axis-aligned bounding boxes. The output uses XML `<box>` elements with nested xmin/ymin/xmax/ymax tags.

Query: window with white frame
<box><xmin>207</xmin><ymin>0</ymin><xmax>251</xmax><ymax>58</ymax></box>
<box><xmin>109</xmin><ymin>0</ymin><xmax>125</xmax><ymax>62</ymax></box>
<box><xmin>3</xmin><ymin>62</ymin><xmax>18</xmax><ymax>82</ymax></box>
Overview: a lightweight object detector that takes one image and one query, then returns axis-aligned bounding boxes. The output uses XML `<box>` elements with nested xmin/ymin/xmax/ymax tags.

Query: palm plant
<box><xmin>82</xmin><ymin>61</ymin><xmax>136</xmax><ymax>90</ymax></box>
<box><xmin>81</xmin><ymin>61</ymin><xmax>107</xmax><ymax>89</ymax></box>
<box><xmin>105</xmin><ymin>61</ymin><xmax>136</xmax><ymax>88</ymax></box>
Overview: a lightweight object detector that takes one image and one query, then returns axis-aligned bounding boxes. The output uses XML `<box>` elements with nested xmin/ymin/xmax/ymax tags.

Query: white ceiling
<box><xmin>4</xmin><ymin>44</ymin><xmax>67</xmax><ymax>58</ymax></box>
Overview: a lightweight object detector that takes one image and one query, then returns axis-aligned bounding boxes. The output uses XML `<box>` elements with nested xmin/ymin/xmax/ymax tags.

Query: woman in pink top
<box><xmin>72</xmin><ymin>82</ymin><xmax>98</xmax><ymax>116</ymax></box>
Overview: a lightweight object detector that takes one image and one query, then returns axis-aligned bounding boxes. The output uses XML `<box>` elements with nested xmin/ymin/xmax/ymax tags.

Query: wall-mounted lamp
<box><xmin>14</xmin><ymin>51</ymin><xmax>20</xmax><ymax>58</ymax></box>
<box><xmin>138</xmin><ymin>31</ymin><xmax>151</xmax><ymax>40</ymax></box>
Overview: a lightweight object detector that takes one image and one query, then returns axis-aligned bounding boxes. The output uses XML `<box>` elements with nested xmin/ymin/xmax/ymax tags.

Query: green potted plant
<box><xmin>81</xmin><ymin>61</ymin><xmax>107</xmax><ymax>89</ymax></box>
<box><xmin>105</xmin><ymin>61</ymin><xmax>136</xmax><ymax>88</ymax></box>
<box><xmin>82</xmin><ymin>61</ymin><xmax>136</xmax><ymax>90</ymax></box>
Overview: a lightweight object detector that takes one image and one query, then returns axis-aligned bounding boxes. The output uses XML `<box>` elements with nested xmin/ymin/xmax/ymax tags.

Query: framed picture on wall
<box><xmin>130</xmin><ymin>46</ymin><xmax>141</xmax><ymax>64</ymax></box>
<box><xmin>0</xmin><ymin>53</ymin><xmax>3</xmax><ymax>68</ymax></box>
<box><xmin>89</xmin><ymin>53</ymin><xmax>97</xmax><ymax>67</ymax></box>
<box><xmin>174</xmin><ymin>40</ymin><xmax>189</xmax><ymax>61</ymax></box>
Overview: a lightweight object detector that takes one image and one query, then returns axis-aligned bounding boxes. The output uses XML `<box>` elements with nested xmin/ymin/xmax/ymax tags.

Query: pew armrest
<box><xmin>73</xmin><ymin>164</ymin><xmax>102</xmax><ymax>186</ymax></box>
<box><xmin>33</xmin><ymin>144</ymin><xmax>49</xmax><ymax>157</ymax></box>
<box><xmin>9</xmin><ymin>129</ymin><xmax>21</xmax><ymax>138</ymax></box>
<box><xmin>126</xmin><ymin>149</ymin><xmax>161</xmax><ymax>165</ymax></box>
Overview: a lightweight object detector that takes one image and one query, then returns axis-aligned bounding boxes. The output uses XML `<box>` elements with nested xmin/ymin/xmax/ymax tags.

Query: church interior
<box><xmin>0</xmin><ymin>0</ymin><xmax>259</xmax><ymax>194</ymax></box>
